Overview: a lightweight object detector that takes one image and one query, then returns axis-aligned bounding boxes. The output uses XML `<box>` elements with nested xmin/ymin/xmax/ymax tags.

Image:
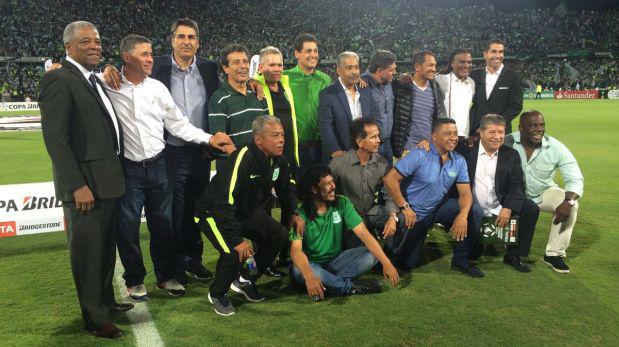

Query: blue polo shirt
<box><xmin>395</xmin><ymin>143</ymin><xmax>469</xmax><ymax>219</ymax></box>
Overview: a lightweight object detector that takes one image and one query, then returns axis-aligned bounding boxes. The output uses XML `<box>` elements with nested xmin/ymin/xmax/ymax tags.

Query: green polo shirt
<box><xmin>290</xmin><ymin>195</ymin><xmax>363</xmax><ymax>263</ymax></box>
<box><xmin>283</xmin><ymin>65</ymin><xmax>331</xmax><ymax>142</ymax></box>
<box><xmin>507</xmin><ymin>132</ymin><xmax>584</xmax><ymax>203</ymax></box>
<box><xmin>208</xmin><ymin>82</ymin><xmax>268</xmax><ymax>148</ymax></box>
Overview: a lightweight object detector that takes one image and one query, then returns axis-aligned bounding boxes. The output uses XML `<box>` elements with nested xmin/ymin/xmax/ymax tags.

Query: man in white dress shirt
<box><xmin>102</xmin><ymin>34</ymin><xmax>232</xmax><ymax>301</ymax></box>
<box><xmin>435</xmin><ymin>48</ymin><xmax>475</xmax><ymax>151</ymax></box>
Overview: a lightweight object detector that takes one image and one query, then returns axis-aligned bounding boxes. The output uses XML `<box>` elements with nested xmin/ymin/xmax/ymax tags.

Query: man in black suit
<box><xmin>469</xmin><ymin>39</ymin><xmax>523</xmax><ymax>137</ymax></box>
<box><xmin>319</xmin><ymin>51</ymin><xmax>372</xmax><ymax>164</ymax></box>
<box><xmin>105</xmin><ymin>18</ymin><xmax>220</xmax><ymax>284</ymax></box>
<box><xmin>38</xmin><ymin>21</ymin><xmax>132</xmax><ymax>339</ymax></box>
<box><xmin>460</xmin><ymin>114</ymin><xmax>539</xmax><ymax>272</ymax></box>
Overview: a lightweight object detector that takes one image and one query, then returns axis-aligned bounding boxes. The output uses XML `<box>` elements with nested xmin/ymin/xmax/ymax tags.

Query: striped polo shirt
<box><xmin>208</xmin><ymin>82</ymin><xmax>268</xmax><ymax>148</ymax></box>
<box><xmin>405</xmin><ymin>81</ymin><xmax>435</xmax><ymax>150</ymax></box>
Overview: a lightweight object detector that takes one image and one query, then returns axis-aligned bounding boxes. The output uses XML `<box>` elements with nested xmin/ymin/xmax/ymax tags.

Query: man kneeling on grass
<box><xmin>290</xmin><ymin>166</ymin><xmax>399</xmax><ymax>299</ymax></box>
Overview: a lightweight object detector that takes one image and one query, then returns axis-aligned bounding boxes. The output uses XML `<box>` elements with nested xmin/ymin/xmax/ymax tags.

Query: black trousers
<box><xmin>196</xmin><ymin>207</ymin><xmax>288</xmax><ymax>297</ymax></box>
<box><xmin>64</xmin><ymin>198</ymin><xmax>117</xmax><ymax>329</ymax></box>
<box><xmin>506</xmin><ymin>198</ymin><xmax>540</xmax><ymax>257</ymax></box>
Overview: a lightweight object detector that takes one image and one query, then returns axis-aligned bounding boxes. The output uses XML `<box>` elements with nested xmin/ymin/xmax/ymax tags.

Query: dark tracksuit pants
<box><xmin>195</xmin><ymin>207</ymin><xmax>288</xmax><ymax>297</ymax></box>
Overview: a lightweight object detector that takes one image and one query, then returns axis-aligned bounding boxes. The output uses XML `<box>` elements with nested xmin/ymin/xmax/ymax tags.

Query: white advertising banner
<box><xmin>0</xmin><ymin>102</ymin><xmax>40</xmax><ymax>112</ymax></box>
<box><xmin>608</xmin><ymin>90</ymin><xmax>619</xmax><ymax>100</ymax></box>
<box><xmin>0</xmin><ymin>182</ymin><xmax>64</xmax><ymax>237</ymax></box>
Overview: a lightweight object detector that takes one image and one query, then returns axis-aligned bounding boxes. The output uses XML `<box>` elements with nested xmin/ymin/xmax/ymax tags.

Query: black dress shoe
<box><xmin>451</xmin><ymin>263</ymin><xmax>485</xmax><ymax>278</ymax></box>
<box><xmin>84</xmin><ymin>322</ymin><xmax>123</xmax><ymax>339</ymax></box>
<box><xmin>111</xmin><ymin>302</ymin><xmax>134</xmax><ymax>313</ymax></box>
<box><xmin>503</xmin><ymin>255</ymin><xmax>531</xmax><ymax>273</ymax></box>
<box><xmin>265</xmin><ymin>265</ymin><xmax>285</xmax><ymax>277</ymax></box>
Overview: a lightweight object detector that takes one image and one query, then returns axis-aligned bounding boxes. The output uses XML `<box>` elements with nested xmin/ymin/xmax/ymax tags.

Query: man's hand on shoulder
<box><xmin>102</xmin><ymin>65</ymin><xmax>121</xmax><ymax>90</ymax></box>
<box><xmin>209</xmin><ymin>132</ymin><xmax>235</xmax><ymax>153</ymax></box>
<box><xmin>416</xmin><ymin>139</ymin><xmax>430</xmax><ymax>152</ymax></box>
<box><xmin>290</xmin><ymin>214</ymin><xmax>305</xmax><ymax>238</ymax></box>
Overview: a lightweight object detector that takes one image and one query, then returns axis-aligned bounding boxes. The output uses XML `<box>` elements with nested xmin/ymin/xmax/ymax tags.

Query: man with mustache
<box><xmin>100</xmin><ymin>34</ymin><xmax>233</xmax><ymax>301</ymax></box>
<box><xmin>194</xmin><ymin>116</ymin><xmax>304</xmax><ymax>316</ymax></box>
<box><xmin>391</xmin><ymin>51</ymin><xmax>442</xmax><ymax>158</ymax></box>
<box><xmin>506</xmin><ymin>110</ymin><xmax>583</xmax><ymax>273</ymax></box>
<box><xmin>38</xmin><ymin>21</ymin><xmax>132</xmax><ymax>339</ymax></box>
<box><xmin>435</xmin><ymin>48</ymin><xmax>475</xmax><ymax>151</ymax></box>
<box><xmin>469</xmin><ymin>39</ymin><xmax>524</xmax><ymax>137</ymax></box>
<box><xmin>384</xmin><ymin>118</ymin><xmax>484</xmax><ymax>277</ymax></box>
<box><xmin>319</xmin><ymin>51</ymin><xmax>372</xmax><ymax>164</ymax></box>
<box><xmin>209</xmin><ymin>44</ymin><xmax>268</xmax><ymax>170</ymax></box>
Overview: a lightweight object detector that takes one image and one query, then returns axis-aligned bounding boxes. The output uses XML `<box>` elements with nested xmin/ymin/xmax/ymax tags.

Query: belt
<box><xmin>123</xmin><ymin>150</ymin><xmax>165</xmax><ymax>167</ymax></box>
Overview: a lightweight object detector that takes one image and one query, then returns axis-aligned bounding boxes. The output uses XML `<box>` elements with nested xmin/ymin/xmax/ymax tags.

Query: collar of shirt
<box><xmin>429</xmin><ymin>142</ymin><xmax>454</xmax><ymax>161</ymax></box>
<box><xmin>346</xmin><ymin>150</ymin><xmax>377</xmax><ymax>166</ymax></box>
<box><xmin>478</xmin><ymin>143</ymin><xmax>498</xmax><ymax>158</ymax></box>
<box><xmin>485</xmin><ymin>64</ymin><xmax>504</xmax><ymax>76</ymax></box>
<box><xmin>450</xmin><ymin>72</ymin><xmax>472</xmax><ymax>85</ymax></box>
<box><xmin>171</xmin><ymin>54</ymin><xmax>197</xmax><ymax>72</ymax></box>
<box><xmin>65</xmin><ymin>56</ymin><xmax>93</xmax><ymax>79</ymax></box>
<box><xmin>223</xmin><ymin>81</ymin><xmax>253</xmax><ymax>96</ymax></box>
<box><xmin>120</xmin><ymin>68</ymin><xmax>146</xmax><ymax>88</ymax></box>
<box><xmin>338</xmin><ymin>78</ymin><xmax>358</xmax><ymax>94</ymax></box>
<box><xmin>413</xmin><ymin>79</ymin><xmax>429</xmax><ymax>91</ymax></box>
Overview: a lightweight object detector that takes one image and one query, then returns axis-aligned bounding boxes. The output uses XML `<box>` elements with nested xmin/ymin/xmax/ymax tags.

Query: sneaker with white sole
<box><xmin>207</xmin><ymin>292</ymin><xmax>235</xmax><ymax>316</ymax></box>
<box><xmin>230</xmin><ymin>279</ymin><xmax>265</xmax><ymax>302</ymax></box>
<box><xmin>543</xmin><ymin>255</ymin><xmax>570</xmax><ymax>274</ymax></box>
<box><xmin>127</xmin><ymin>284</ymin><xmax>149</xmax><ymax>302</ymax></box>
<box><xmin>157</xmin><ymin>279</ymin><xmax>186</xmax><ymax>296</ymax></box>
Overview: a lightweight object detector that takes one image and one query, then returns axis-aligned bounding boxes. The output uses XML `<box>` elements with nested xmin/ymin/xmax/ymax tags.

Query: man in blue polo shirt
<box><xmin>384</xmin><ymin>118</ymin><xmax>484</xmax><ymax>277</ymax></box>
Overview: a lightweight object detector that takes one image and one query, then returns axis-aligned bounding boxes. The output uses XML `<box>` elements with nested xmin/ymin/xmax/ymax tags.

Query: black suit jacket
<box><xmin>318</xmin><ymin>81</ymin><xmax>372</xmax><ymax>157</ymax></box>
<box><xmin>469</xmin><ymin>66</ymin><xmax>523</xmax><ymax>135</ymax></box>
<box><xmin>38</xmin><ymin>60</ymin><xmax>125</xmax><ymax>201</ymax></box>
<box><xmin>461</xmin><ymin>143</ymin><xmax>525</xmax><ymax>213</ymax></box>
<box><xmin>151</xmin><ymin>55</ymin><xmax>220</xmax><ymax>130</ymax></box>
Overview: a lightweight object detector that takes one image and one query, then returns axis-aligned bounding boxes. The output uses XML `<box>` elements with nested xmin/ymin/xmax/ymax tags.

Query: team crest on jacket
<box><xmin>272</xmin><ymin>167</ymin><xmax>280</xmax><ymax>181</ymax></box>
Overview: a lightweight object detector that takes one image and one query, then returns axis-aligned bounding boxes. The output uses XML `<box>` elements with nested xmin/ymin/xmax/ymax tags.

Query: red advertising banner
<box><xmin>554</xmin><ymin>90</ymin><xmax>599</xmax><ymax>99</ymax></box>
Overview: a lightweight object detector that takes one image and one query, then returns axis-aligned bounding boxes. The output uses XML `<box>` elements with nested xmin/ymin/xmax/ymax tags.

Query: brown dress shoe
<box><xmin>85</xmin><ymin>322</ymin><xmax>123</xmax><ymax>339</ymax></box>
<box><xmin>111</xmin><ymin>302</ymin><xmax>134</xmax><ymax>313</ymax></box>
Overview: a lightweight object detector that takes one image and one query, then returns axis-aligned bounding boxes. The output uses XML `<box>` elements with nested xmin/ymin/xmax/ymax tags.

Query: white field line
<box><xmin>114</xmin><ymin>253</ymin><xmax>165</xmax><ymax>347</ymax></box>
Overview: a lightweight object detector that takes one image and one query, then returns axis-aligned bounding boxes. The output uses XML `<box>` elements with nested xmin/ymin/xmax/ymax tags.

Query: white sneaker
<box><xmin>127</xmin><ymin>284</ymin><xmax>149</xmax><ymax>302</ymax></box>
<box><xmin>157</xmin><ymin>279</ymin><xmax>186</xmax><ymax>297</ymax></box>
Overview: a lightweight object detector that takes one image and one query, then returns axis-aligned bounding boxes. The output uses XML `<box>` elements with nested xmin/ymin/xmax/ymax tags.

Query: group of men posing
<box><xmin>38</xmin><ymin>18</ymin><xmax>584</xmax><ymax>338</ymax></box>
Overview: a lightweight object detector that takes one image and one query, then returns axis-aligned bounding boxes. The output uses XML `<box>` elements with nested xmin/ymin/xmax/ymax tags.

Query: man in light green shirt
<box><xmin>283</xmin><ymin>34</ymin><xmax>332</xmax><ymax>174</ymax></box>
<box><xmin>506</xmin><ymin>110</ymin><xmax>583</xmax><ymax>274</ymax></box>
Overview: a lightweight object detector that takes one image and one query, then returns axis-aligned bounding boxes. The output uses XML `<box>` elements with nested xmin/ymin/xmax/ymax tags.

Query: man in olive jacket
<box><xmin>38</xmin><ymin>21</ymin><xmax>130</xmax><ymax>338</ymax></box>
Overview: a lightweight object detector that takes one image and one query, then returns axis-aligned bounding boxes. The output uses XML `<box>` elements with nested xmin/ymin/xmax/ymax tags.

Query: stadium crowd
<box><xmin>35</xmin><ymin>14</ymin><xmax>588</xmax><ymax>339</ymax></box>
<box><xmin>1</xmin><ymin>1</ymin><xmax>617</xmax><ymax>100</ymax></box>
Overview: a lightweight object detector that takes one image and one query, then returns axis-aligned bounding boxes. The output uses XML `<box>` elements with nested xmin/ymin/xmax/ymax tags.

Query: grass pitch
<box><xmin>0</xmin><ymin>100</ymin><xmax>618</xmax><ymax>346</ymax></box>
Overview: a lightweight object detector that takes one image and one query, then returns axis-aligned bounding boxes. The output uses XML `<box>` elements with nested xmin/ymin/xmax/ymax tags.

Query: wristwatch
<box><xmin>565</xmin><ymin>199</ymin><xmax>576</xmax><ymax>207</ymax></box>
<box><xmin>399</xmin><ymin>202</ymin><xmax>410</xmax><ymax>211</ymax></box>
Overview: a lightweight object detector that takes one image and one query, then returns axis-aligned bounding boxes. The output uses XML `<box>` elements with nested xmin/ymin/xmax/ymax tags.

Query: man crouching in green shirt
<box><xmin>290</xmin><ymin>166</ymin><xmax>399</xmax><ymax>299</ymax></box>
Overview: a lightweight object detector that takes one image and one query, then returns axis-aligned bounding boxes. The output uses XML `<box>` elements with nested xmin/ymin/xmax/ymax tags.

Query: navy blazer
<box><xmin>460</xmin><ymin>143</ymin><xmax>525</xmax><ymax>213</ymax></box>
<box><xmin>318</xmin><ymin>81</ymin><xmax>372</xmax><ymax>159</ymax></box>
<box><xmin>150</xmin><ymin>55</ymin><xmax>220</xmax><ymax>129</ymax></box>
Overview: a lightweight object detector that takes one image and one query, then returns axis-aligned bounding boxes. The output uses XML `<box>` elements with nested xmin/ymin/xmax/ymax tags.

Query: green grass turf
<box><xmin>1</xmin><ymin>100</ymin><xmax>618</xmax><ymax>345</ymax></box>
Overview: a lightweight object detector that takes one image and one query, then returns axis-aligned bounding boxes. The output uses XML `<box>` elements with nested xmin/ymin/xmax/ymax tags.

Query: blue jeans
<box><xmin>165</xmin><ymin>144</ymin><xmax>210</xmax><ymax>277</ymax></box>
<box><xmin>291</xmin><ymin>247</ymin><xmax>378</xmax><ymax>296</ymax></box>
<box><xmin>386</xmin><ymin>198</ymin><xmax>482</xmax><ymax>271</ymax></box>
<box><xmin>116</xmin><ymin>154</ymin><xmax>176</xmax><ymax>287</ymax></box>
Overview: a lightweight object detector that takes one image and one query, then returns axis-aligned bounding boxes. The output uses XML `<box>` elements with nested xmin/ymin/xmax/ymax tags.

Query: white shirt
<box><xmin>65</xmin><ymin>56</ymin><xmax>121</xmax><ymax>153</ymax></box>
<box><xmin>474</xmin><ymin>144</ymin><xmax>502</xmax><ymax>216</ymax></box>
<box><xmin>339</xmin><ymin>78</ymin><xmax>362</xmax><ymax>120</ymax></box>
<box><xmin>485</xmin><ymin>64</ymin><xmax>504</xmax><ymax>100</ymax></box>
<box><xmin>100</xmin><ymin>72</ymin><xmax>211</xmax><ymax>162</ymax></box>
<box><xmin>435</xmin><ymin>72</ymin><xmax>475</xmax><ymax>136</ymax></box>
